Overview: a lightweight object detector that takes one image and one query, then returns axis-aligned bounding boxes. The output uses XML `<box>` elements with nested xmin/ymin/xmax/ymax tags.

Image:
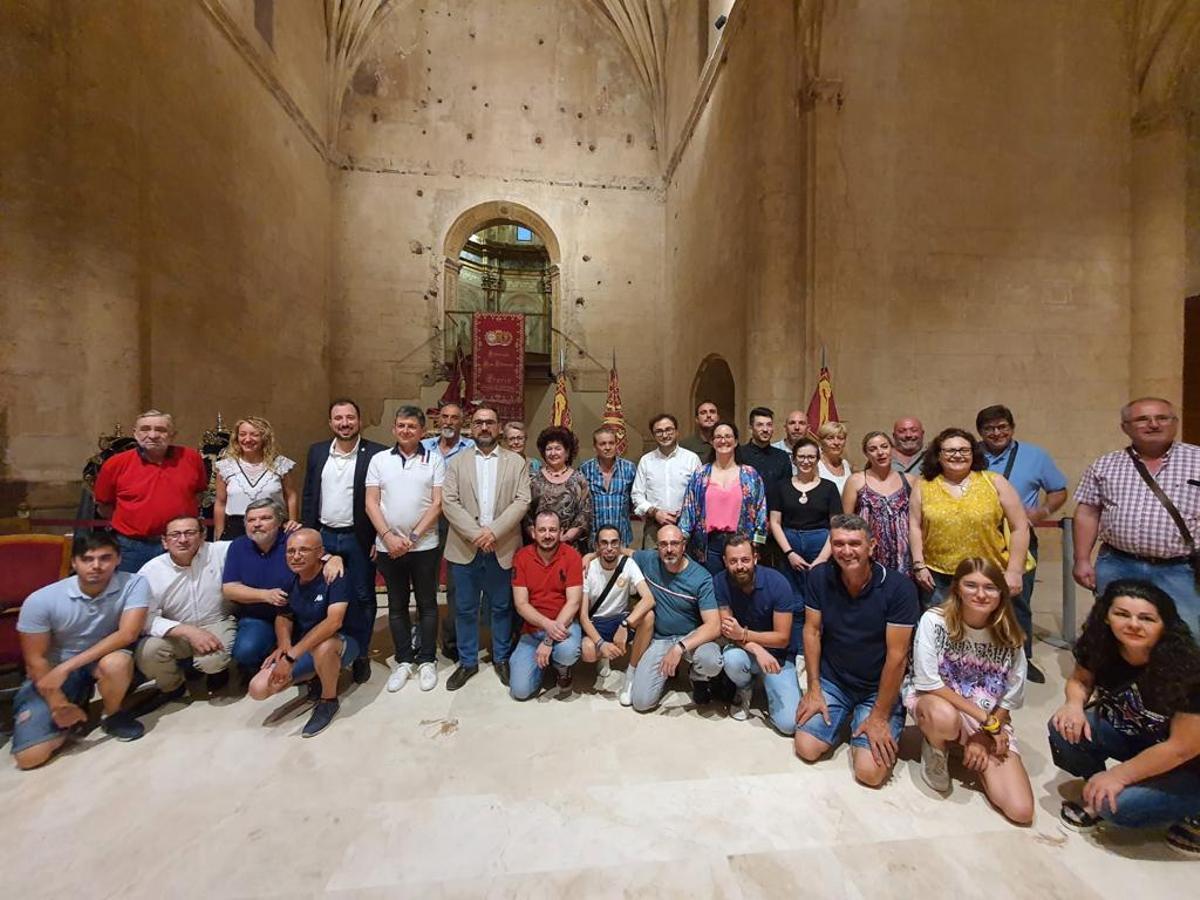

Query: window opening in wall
<box><xmin>254</xmin><ymin>0</ymin><xmax>275</xmax><ymax>49</ymax></box>
<box><xmin>446</xmin><ymin>221</ymin><xmax>552</xmax><ymax>360</ymax></box>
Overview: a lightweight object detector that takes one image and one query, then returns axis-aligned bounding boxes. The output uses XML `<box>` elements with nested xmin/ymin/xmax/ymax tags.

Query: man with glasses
<box><xmin>441</xmin><ymin>405</ymin><xmax>531</xmax><ymax>690</ymax></box>
<box><xmin>246</xmin><ymin>529</ymin><xmax>365</xmax><ymax>737</ymax></box>
<box><xmin>1074</xmin><ymin>397</ymin><xmax>1200</xmax><ymax>634</ymax></box>
<box><xmin>631</xmin><ymin>413</ymin><xmax>701</xmax><ymax>549</ymax></box>
<box><xmin>976</xmin><ymin>404</ymin><xmax>1068</xmax><ymax>683</ymax></box>
<box><xmin>135</xmin><ymin>515</ymin><xmax>239</xmax><ymax>698</ymax></box>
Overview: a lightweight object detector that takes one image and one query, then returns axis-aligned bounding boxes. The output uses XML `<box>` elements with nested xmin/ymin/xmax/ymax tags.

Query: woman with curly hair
<box><xmin>679</xmin><ymin>421</ymin><xmax>768</xmax><ymax>573</ymax></box>
<box><xmin>1049</xmin><ymin>579</ymin><xmax>1200</xmax><ymax>854</ymax></box>
<box><xmin>907</xmin><ymin>558</ymin><xmax>1033</xmax><ymax>824</ymax></box>
<box><xmin>214</xmin><ymin>416</ymin><xmax>298</xmax><ymax>539</ymax></box>
<box><xmin>908</xmin><ymin>427</ymin><xmax>1030</xmax><ymax>609</ymax></box>
<box><xmin>526</xmin><ymin>426</ymin><xmax>592</xmax><ymax>551</ymax></box>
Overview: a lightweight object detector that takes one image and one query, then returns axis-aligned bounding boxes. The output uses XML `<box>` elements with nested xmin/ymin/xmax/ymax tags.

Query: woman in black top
<box><xmin>768</xmin><ymin>439</ymin><xmax>841</xmax><ymax>606</ymax></box>
<box><xmin>1048</xmin><ymin>579</ymin><xmax>1200</xmax><ymax>854</ymax></box>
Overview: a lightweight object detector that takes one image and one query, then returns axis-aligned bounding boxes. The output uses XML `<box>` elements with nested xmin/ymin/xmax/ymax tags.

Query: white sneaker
<box><xmin>730</xmin><ymin>686</ymin><xmax>752</xmax><ymax>721</ymax></box>
<box><xmin>619</xmin><ymin>686</ymin><xmax>632</xmax><ymax>707</ymax></box>
<box><xmin>598</xmin><ymin>658</ymin><xmax>612</xmax><ymax>678</ymax></box>
<box><xmin>387</xmin><ymin>662</ymin><xmax>414</xmax><ymax>693</ymax></box>
<box><xmin>921</xmin><ymin>739</ymin><xmax>951</xmax><ymax>792</ymax></box>
<box><xmin>418</xmin><ymin>662</ymin><xmax>437</xmax><ymax>691</ymax></box>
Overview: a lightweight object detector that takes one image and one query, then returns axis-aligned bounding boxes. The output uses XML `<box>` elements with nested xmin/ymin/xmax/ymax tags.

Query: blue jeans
<box><xmin>509</xmin><ymin>623</ymin><xmax>582</xmax><ymax>700</ymax></box>
<box><xmin>1013</xmin><ymin>533</ymin><xmax>1038</xmax><ymax>658</ymax></box>
<box><xmin>796</xmin><ymin>674</ymin><xmax>906</xmax><ymax>750</ymax></box>
<box><xmin>449</xmin><ymin>553</ymin><xmax>514</xmax><ymax>668</ymax></box>
<box><xmin>1095</xmin><ymin>548</ymin><xmax>1200</xmax><ymax>639</ymax></box>
<box><xmin>721</xmin><ymin>648</ymin><xmax>800</xmax><ymax>735</ymax></box>
<box><xmin>115</xmin><ymin>534</ymin><xmax>165</xmax><ymax>573</ymax></box>
<box><xmin>320</xmin><ymin>528</ymin><xmax>377</xmax><ymax>658</ymax></box>
<box><xmin>11</xmin><ymin>668</ymin><xmax>97</xmax><ymax>754</ymax></box>
<box><xmin>919</xmin><ymin>570</ymin><xmax>954</xmax><ymax>611</ymax></box>
<box><xmin>702</xmin><ymin>532</ymin><xmax>735</xmax><ymax>574</ymax></box>
<box><xmin>232</xmin><ymin>617</ymin><xmax>276</xmax><ymax>670</ymax></box>
<box><xmin>779</xmin><ymin>528</ymin><xmax>826</xmax><ymax>657</ymax></box>
<box><xmin>1047</xmin><ymin>707</ymin><xmax>1200</xmax><ymax>828</ymax></box>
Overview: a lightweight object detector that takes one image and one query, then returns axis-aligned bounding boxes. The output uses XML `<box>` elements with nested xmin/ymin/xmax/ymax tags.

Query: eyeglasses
<box><xmin>940</xmin><ymin>447</ymin><xmax>972</xmax><ymax>458</ymax></box>
<box><xmin>960</xmin><ymin>582</ymin><xmax>1001</xmax><ymax>597</ymax></box>
<box><xmin>286</xmin><ymin>547</ymin><xmax>320</xmax><ymax>556</ymax></box>
<box><xmin>652</xmin><ymin>427</ymin><xmax>676</xmax><ymax>435</ymax></box>
<box><xmin>980</xmin><ymin>424</ymin><xmax>1011</xmax><ymax>434</ymax></box>
<box><xmin>795</xmin><ymin>454</ymin><xmax>818</xmax><ymax>462</ymax></box>
<box><xmin>165</xmin><ymin>529</ymin><xmax>202</xmax><ymax>540</ymax></box>
<box><xmin>1125</xmin><ymin>415</ymin><xmax>1176</xmax><ymax>427</ymax></box>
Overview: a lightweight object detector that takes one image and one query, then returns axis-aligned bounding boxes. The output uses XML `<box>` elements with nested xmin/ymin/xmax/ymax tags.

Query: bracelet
<box><xmin>596</xmin><ymin>639</ymin><xmax>606</xmax><ymax>652</ymax></box>
<box><xmin>676</xmin><ymin>639</ymin><xmax>688</xmax><ymax>654</ymax></box>
<box><xmin>786</xmin><ymin>549</ymin><xmax>797</xmax><ymax>557</ymax></box>
<box><xmin>912</xmin><ymin>561</ymin><xmax>927</xmax><ymax>571</ymax></box>
<box><xmin>742</xmin><ymin>626</ymin><xmax>749</xmax><ymax>642</ymax></box>
<box><xmin>542</xmin><ymin>637</ymin><xmax>554</xmax><ymax>647</ymax></box>
<box><xmin>982</xmin><ymin>714</ymin><xmax>1001</xmax><ymax>734</ymax></box>
<box><xmin>282</xmin><ymin>651</ymin><xmax>296</xmax><ymax>664</ymax></box>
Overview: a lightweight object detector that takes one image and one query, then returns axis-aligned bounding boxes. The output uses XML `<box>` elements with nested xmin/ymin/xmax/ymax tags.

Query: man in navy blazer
<box><xmin>302</xmin><ymin>398</ymin><xmax>387</xmax><ymax>682</ymax></box>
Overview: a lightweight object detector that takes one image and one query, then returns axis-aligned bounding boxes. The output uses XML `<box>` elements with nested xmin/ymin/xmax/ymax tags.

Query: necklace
<box><xmin>793</xmin><ymin>477</ymin><xmax>818</xmax><ymax>504</ymax></box>
<box><xmin>944</xmin><ymin>475</ymin><xmax>970</xmax><ymax>497</ymax></box>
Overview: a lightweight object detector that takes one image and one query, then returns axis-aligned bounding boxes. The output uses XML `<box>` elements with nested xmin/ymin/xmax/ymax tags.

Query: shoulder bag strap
<box><xmin>588</xmin><ymin>556</ymin><xmax>629</xmax><ymax>617</ymax></box>
<box><xmin>1124</xmin><ymin>448</ymin><xmax>1195</xmax><ymax>552</ymax></box>
<box><xmin>1001</xmin><ymin>441</ymin><xmax>1020</xmax><ymax>480</ymax></box>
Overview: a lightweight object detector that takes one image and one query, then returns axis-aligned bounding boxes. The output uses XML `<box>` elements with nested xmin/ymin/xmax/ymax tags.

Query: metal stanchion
<box><xmin>1043</xmin><ymin>517</ymin><xmax>1077</xmax><ymax>650</ymax></box>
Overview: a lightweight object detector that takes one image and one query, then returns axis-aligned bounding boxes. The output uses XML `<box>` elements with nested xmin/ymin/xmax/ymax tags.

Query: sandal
<box><xmin>1060</xmin><ymin>800</ymin><xmax>1103</xmax><ymax>831</ymax></box>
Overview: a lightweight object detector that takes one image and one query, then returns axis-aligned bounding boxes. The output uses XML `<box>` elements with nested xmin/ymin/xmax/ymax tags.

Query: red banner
<box><xmin>472</xmin><ymin>312</ymin><xmax>525</xmax><ymax>422</ymax></box>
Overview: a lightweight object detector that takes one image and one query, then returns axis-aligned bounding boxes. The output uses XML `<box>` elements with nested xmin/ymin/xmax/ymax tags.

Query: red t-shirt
<box><xmin>512</xmin><ymin>543</ymin><xmax>583</xmax><ymax>634</ymax></box>
<box><xmin>93</xmin><ymin>446</ymin><xmax>208</xmax><ymax>538</ymax></box>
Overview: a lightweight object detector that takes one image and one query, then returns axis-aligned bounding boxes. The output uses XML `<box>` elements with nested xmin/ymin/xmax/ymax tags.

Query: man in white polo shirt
<box><xmin>366</xmin><ymin>405</ymin><xmax>445</xmax><ymax>693</ymax></box>
<box><xmin>135</xmin><ymin>514</ymin><xmax>237</xmax><ymax>698</ymax></box>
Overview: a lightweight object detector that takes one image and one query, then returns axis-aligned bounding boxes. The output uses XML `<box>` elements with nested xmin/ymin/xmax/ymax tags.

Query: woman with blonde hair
<box><xmin>842</xmin><ymin>430</ymin><xmax>912</xmax><ymax>574</ymax></box>
<box><xmin>908</xmin><ymin>557</ymin><xmax>1033</xmax><ymax>825</ymax></box>
<box><xmin>815</xmin><ymin>421</ymin><xmax>853</xmax><ymax>496</ymax></box>
<box><xmin>214</xmin><ymin>416</ymin><xmax>298</xmax><ymax>539</ymax></box>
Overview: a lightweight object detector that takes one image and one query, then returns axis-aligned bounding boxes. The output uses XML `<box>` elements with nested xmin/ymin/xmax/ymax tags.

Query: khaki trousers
<box><xmin>135</xmin><ymin>616</ymin><xmax>238</xmax><ymax>690</ymax></box>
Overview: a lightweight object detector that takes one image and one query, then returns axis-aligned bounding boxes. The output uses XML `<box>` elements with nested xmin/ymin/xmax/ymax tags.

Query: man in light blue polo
<box><xmin>12</xmin><ymin>532</ymin><xmax>150</xmax><ymax>769</ymax></box>
<box><xmin>628</xmin><ymin>524</ymin><xmax>722</xmax><ymax>711</ymax></box>
<box><xmin>976</xmin><ymin>404</ymin><xmax>1068</xmax><ymax>683</ymax></box>
<box><xmin>422</xmin><ymin>402</ymin><xmax>476</xmax><ymax>661</ymax></box>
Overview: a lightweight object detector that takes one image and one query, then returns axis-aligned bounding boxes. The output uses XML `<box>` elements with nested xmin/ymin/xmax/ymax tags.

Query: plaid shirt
<box><xmin>579</xmin><ymin>457</ymin><xmax>636</xmax><ymax>546</ymax></box>
<box><xmin>1074</xmin><ymin>442</ymin><xmax>1200</xmax><ymax>559</ymax></box>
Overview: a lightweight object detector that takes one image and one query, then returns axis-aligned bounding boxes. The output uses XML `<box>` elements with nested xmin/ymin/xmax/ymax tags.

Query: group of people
<box><xmin>10</xmin><ymin>396</ymin><xmax>1200</xmax><ymax>855</ymax></box>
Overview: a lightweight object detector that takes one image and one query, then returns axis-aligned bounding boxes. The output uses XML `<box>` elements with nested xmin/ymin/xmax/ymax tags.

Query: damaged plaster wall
<box><xmin>332</xmin><ymin>0</ymin><xmax>664</xmax><ymax>443</ymax></box>
<box><xmin>0</xmin><ymin>0</ymin><xmax>333</xmax><ymax>513</ymax></box>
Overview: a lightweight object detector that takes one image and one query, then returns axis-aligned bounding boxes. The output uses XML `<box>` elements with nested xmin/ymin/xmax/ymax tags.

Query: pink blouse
<box><xmin>704</xmin><ymin>480</ymin><xmax>741</xmax><ymax>532</ymax></box>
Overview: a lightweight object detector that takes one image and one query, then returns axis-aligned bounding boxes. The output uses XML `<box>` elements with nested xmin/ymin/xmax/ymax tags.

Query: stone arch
<box><xmin>690</xmin><ymin>354</ymin><xmax>736</xmax><ymax>428</ymax></box>
<box><xmin>440</xmin><ymin>201</ymin><xmax>562</xmax><ymax>366</ymax></box>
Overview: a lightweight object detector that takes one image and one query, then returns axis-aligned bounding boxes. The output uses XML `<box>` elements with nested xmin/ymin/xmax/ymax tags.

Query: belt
<box><xmin>1103</xmin><ymin>545</ymin><xmax>1191</xmax><ymax>566</ymax></box>
<box><xmin>320</xmin><ymin>524</ymin><xmax>357</xmax><ymax>534</ymax></box>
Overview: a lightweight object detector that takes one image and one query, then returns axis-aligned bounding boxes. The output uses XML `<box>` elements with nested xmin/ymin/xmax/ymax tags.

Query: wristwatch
<box><xmin>676</xmin><ymin>639</ymin><xmax>687</xmax><ymax>654</ymax></box>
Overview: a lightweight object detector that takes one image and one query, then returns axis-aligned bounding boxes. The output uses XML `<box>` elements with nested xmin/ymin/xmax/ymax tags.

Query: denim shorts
<box><xmin>11</xmin><ymin>667</ymin><xmax>97</xmax><ymax>754</ymax></box>
<box><xmin>797</xmin><ymin>674</ymin><xmax>906</xmax><ymax>750</ymax></box>
<box><xmin>592</xmin><ymin>615</ymin><xmax>628</xmax><ymax>643</ymax></box>
<box><xmin>290</xmin><ymin>633</ymin><xmax>360</xmax><ymax>682</ymax></box>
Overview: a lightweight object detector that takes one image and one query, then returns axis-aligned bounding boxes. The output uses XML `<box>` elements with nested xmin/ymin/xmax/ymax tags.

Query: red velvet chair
<box><xmin>0</xmin><ymin>535</ymin><xmax>72</xmax><ymax>679</ymax></box>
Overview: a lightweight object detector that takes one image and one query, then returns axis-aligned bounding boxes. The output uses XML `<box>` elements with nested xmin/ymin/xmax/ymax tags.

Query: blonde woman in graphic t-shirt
<box><xmin>908</xmin><ymin>557</ymin><xmax>1033</xmax><ymax>825</ymax></box>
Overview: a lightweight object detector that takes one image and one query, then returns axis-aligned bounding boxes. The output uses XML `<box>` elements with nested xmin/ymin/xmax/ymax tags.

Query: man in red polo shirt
<box><xmin>94</xmin><ymin>409</ymin><xmax>209</xmax><ymax>573</ymax></box>
<box><xmin>509</xmin><ymin>510</ymin><xmax>583</xmax><ymax>700</ymax></box>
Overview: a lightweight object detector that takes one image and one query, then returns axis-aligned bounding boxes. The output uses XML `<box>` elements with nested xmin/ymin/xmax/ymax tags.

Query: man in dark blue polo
<box><xmin>715</xmin><ymin>534</ymin><xmax>799</xmax><ymax>733</ymax></box>
<box><xmin>794</xmin><ymin>514</ymin><xmax>919</xmax><ymax>787</ymax></box>
<box><xmin>976</xmin><ymin>404</ymin><xmax>1068</xmax><ymax>683</ymax></box>
<box><xmin>222</xmin><ymin>499</ymin><xmax>293</xmax><ymax>674</ymax></box>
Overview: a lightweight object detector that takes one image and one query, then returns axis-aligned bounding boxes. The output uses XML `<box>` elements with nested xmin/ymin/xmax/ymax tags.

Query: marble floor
<box><xmin>2</xmin><ymin>577</ymin><xmax>1195</xmax><ymax>898</ymax></box>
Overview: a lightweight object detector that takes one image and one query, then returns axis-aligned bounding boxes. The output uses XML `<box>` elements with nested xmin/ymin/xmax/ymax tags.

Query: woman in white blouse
<box><xmin>214</xmin><ymin>416</ymin><xmax>298</xmax><ymax>539</ymax></box>
<box><xmin>815</xmin><ymin>421</ymin><xmax>853</xmax><ymax>495</ymax></box>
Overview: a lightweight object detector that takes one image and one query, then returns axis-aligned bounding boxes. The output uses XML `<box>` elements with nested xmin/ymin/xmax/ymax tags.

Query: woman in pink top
<box><xmin>679</xmin><ymin>422</ymin><xmax>768</xmax><ymax>573</ymax></box>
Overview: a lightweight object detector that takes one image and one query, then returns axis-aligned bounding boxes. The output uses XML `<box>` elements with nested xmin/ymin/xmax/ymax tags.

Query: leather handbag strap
<box><xmin>588</xmin><ymin>556</ymin><xmax>628</xmax><ymax>617</ymax></box>
<box><xmin>1124</xmin><ymin>448</ymin><xmax>1195</xmax><ymax>551</ymax></box>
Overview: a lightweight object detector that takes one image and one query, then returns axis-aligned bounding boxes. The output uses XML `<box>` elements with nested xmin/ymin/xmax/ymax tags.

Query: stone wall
<box><xmin>0</xmin><ymin>0</ymin><xmax>333</xmax><ymax>514</ymax></box>
<box><xmin>331</xmin><ymin>0</ymin><xmax>664</xmax><ymax>446</ymax></box>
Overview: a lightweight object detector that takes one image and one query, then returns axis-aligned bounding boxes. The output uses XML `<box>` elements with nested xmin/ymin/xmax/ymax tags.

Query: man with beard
<box><xmin>301</xmin><ymin>398</ymin><xmax>386</xmax><ymax>682</ymax></box>
<box><xmin>422</xmin><ymin>402</ymin><xmax>476</xmax><ymax>661</ymax></box>
<box><xmin>681</xmin><ymin>400</ymin><xmax>720</xmax><ymax>458</ymax></box>
<box><xmin>509</xmin><ymin>511</ymin><xmax>584</xmax><ymax>699</ymax></box>
<box><xmin>716</xmin><ymin>534</ymin><xmax>799</xmax><ymax>733</ymax></box>
<box><xmin>441</xmin><ymin>405</ymin><xmax>531</xmax><ymax>690</ymax></box>
<box><xmin>627</xmin><ymin>524</ymin><xmax>722</xmax><ymax>711</ymax></box>
<box><xmin>890</xmin><ymin>417</ymin><xmax>925</xmax><ymax>475</ymax></box>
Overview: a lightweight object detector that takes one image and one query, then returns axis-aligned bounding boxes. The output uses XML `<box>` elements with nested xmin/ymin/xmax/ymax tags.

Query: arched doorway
<box><xmin>441</xmin><ymin>201</ymin><xmax>561</xmax><ymax>373</ymax></box>
<box><xmin>691</xmin><ymin>354</ymin><xmax>736</xmax><ymax>427</ymax></box>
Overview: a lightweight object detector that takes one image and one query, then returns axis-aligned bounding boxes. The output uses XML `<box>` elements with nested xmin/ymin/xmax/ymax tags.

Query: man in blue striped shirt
<box><xmin>579</xmin><ymin>427</ymin><xmax>636</xmax><ymax>548</ymax></box>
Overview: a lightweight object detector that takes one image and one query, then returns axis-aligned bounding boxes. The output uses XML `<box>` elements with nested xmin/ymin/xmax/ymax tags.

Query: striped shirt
<box><xmin>579</xmin><ymin>457</ymin><xmax>636</xmax><ymax>546</ymax></box>
<box><xmin>1074</xmin><ymin>442</ymin><xmax>1200</xmax><ymax>559</ymax></box>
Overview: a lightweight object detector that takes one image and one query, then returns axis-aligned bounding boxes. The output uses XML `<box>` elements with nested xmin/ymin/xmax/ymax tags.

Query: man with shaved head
<box><xmin>247</xmin><ymin>528</ymin><xmax>366</xmax><ymax>737</ymax></box>
<box><xmin>890</xmin><ymin>417</ymin><xmax>925</xmax><ymax>475</ymax></box>
<box><xmin>773</xmin><ymin>410</ymin><xmax>810</xmax><ymax>474</ymax></box>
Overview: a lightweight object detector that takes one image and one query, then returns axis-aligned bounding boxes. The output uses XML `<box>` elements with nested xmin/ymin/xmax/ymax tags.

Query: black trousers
<box><xmin>377</xmin><ymin>548</ymin><xmax>440</xmax><ymax>665</ymax></box>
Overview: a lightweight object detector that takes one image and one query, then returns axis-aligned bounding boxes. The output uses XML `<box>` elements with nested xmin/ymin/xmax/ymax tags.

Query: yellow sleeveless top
<box><xmin>921</xmin><ymin>471</ymin><xmax>1030</xmax><ymax>575</ymax></box>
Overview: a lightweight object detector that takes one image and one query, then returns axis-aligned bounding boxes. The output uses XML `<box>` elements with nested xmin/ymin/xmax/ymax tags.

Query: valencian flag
<box><xmin>601</xmin><ymin>352</ymin><xmax>628</xmax><ymax>455</ymax></box>
<box><xmin>806</xmin><ymin>361</ymin><xmax>840</xmax><ymax>429</ymax></box>
<box><xmin>552</xmin><ymin>349</ymin><xmax>573</xmax><ymax>429</ymax></box>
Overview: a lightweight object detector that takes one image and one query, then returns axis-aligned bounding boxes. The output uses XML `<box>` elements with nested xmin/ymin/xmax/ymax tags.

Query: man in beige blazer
<box><xmin>442</xmin><ymin>404</ymin><xmax>532</xmax><ymax>690</ymax></box>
